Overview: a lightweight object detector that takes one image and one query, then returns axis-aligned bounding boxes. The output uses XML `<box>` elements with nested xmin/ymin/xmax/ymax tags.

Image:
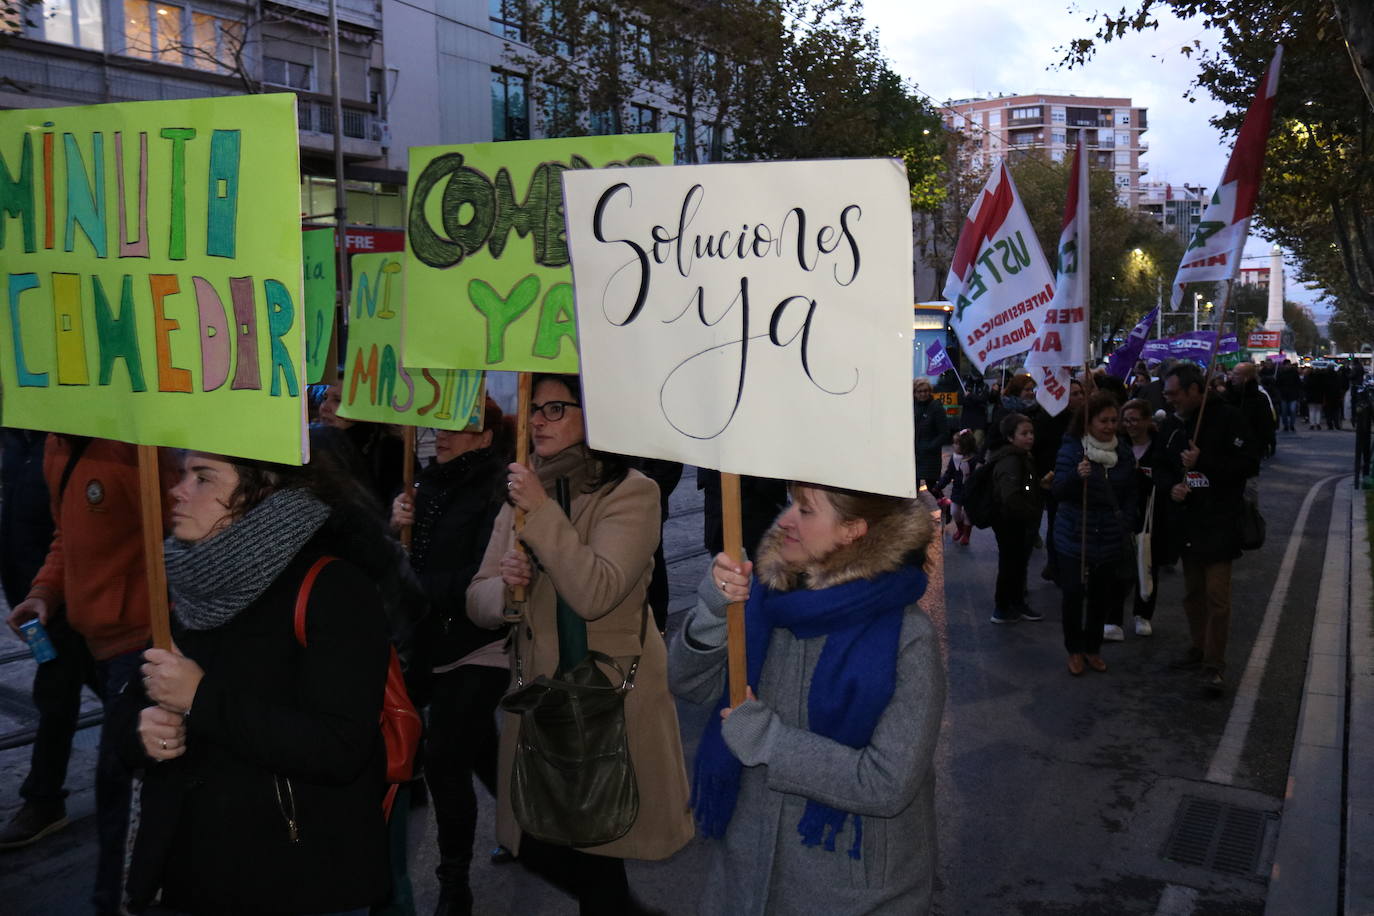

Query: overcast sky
<box><xmin>861</xmin><ymin>1</ymin><xmax>1323</xmax><ymax>311</ymax></box>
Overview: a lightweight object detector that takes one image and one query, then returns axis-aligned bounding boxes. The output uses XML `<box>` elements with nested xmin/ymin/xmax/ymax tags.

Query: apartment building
<box><xmin>2</xmin><ymin>0</ymin><xmax>722</xmax><ymax>238</ymax></box>
<box><xmin>1137</xmin><ymin>181</ymin><xmax>1207</xmax><ymax>247</ymax></box>
<box><xmin>941</xmin><ymin>93</ymin><xmax>1149</xmax><ymax>207</ymax></box>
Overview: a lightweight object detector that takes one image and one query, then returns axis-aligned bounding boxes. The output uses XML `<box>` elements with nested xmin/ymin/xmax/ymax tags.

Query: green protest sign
<box><xmin>303</xmin><ymin>227</ymin><xmax>337</xmax><ymax>384</ymax></box>
<box><xmin>0</xmin><ymin>94</ymin><xmax>307</xmax><ymax>463</ymax></box>
<box><xmin>339</xmin><ymin>252</ymin><xmax>483</xmax><ymax>429</ymax></box>
<box><xmin>402</xmin><ymin>134</ymin><xmax>673</xmax><ymax>372</ymax></box>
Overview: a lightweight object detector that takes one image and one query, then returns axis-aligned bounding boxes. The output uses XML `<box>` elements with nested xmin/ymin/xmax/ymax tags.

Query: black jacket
<box><xmin>0</xmin><ymin>429</ymin><xmax>53</xmax><ymax>606</ymax></box>
<box><xmin>1156</xmin><ymin>396</ymin><xmax>1258</xmax><ymax>562</ymax></box>
<box><xmin>987</xmin><ymin>444</ymin><xmax>1043</xmax><ymax>526</ymax></box>
<box><xmin>1226</xmin><ymin>379</ymin><xmax>1275</xmax><ymax>460</ymax></box>
<box><xmin>409</xmin><ymin>447</ymin><xmax>507</xmax><ymax>672</ymax></box>
<box><xmin>121</xmin><ymin>545</ymin><xmax>391</xmax><ymax>914</ymax></box>
<box><xmin>913</xmin><ymin>398</ymin><xmax>951</xmax><ymax>482</ymax></box>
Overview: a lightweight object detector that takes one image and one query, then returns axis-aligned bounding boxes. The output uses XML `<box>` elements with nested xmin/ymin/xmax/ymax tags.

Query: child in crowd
<box><xmin>935</xmin><ymin>429</ymin><xmax>980</xmax><ymax>546</ymax></box>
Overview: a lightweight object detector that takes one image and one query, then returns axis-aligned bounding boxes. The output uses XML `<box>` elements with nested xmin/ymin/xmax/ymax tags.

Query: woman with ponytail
<box><xmin>670</xmin><ymin>483</ymin><xmax>944</xmax><ymax>915</ymax></box>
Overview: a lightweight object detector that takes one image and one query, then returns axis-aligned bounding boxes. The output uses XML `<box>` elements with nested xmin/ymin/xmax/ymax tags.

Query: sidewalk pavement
<box><xmin>1265</xmin><ymin>478</ymin><xmax>1373</xmax><ymax>915</ymax></box>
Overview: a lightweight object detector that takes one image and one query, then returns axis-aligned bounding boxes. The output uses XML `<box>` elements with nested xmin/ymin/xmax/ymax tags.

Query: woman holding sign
<box><xmin>466</xmin><ymin>373</ymin><xmax>693</xmax><ymax>914</ymax></box>
<box><xmin>670</xmin><ymin>484</ymin><xmax>943</xmax><ymax>915</ymax></box>
<box><xmin>118</xmin><ymin>446</ymin><xmax>395</xmax><ymax>915</ymax></box>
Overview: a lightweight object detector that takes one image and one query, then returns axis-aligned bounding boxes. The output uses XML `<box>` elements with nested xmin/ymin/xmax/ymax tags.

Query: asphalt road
<box><xmin>0</xmin><ymin>431</ymin><xmax>1355</xmax><ymax>914</ymax></box>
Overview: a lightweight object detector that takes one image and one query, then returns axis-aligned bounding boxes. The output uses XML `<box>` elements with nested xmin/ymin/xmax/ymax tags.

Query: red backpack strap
<box><xmin>293</xmin><ymin>556</ymin><xmax>337</xmax><ymax>648</ymax></box>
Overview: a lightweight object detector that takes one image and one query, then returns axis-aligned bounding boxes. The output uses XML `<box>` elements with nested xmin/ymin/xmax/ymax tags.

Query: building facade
<box><xmin>1136</xmin><ymin>180</ymin><xmax>1207</xmax><ymax>247</ymax></box>
<box><xmin>2</xmin><ymin>0</ymin><xmax>721</xmax><ymax>239</ymax></box>
<box><xmin>941</xmin><ymin>92</ymin><xmax>1149</xmax><ymax>207</ymax></box>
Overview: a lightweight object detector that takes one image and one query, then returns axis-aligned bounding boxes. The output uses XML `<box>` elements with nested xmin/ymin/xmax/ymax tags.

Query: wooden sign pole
<box><xmin>720</xmin><ymin>471</ymin><xmax>748</xmax><ymax>706</ymax></box>
<box><xmin>400</xmin><ymin>425</ymin><xmax>416</xmax><ymax>551</ymax></box>
<box><xmin>1191</xmin><ymin>279</ymin><xmax>1235</xmax><ymax>441</ymax></box>
<box><xmin>509</xmin><ymin>372</ymin><xmax>533</xmax><ymax>614</ymax></box>
<box><xmin>137</xmin><ymin>445</ymin><xmax>172</xmax><ymax>651</ymax></box>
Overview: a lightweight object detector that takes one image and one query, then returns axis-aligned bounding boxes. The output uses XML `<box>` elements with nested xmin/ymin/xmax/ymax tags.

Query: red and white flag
<box><xmin>1169</xmin><ymin>46</ymin><xmax>1282</xmax><ymax>309</ymax></box>
<box><xmin>944</xmin><ymin>161</ymin><xmax>1055</xmax><ymax>372</ymax></box>
<box><xmin>1025</xmin><ymin>137</ymin><xmax>1090</xmax><ymax>415</ymax></box>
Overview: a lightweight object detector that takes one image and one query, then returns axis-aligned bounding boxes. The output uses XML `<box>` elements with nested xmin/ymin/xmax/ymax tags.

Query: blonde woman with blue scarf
<box><xmin>670</xmin><ymin>483</ymin><xmax>944</xmax><ymax>915</ymax></box>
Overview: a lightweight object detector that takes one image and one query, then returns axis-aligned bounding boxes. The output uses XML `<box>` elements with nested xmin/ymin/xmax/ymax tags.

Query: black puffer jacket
<box><xmin>121</xmin><ymin>541</ymin><xmax>391</xmax><ymax>914</ymax></box>
<box><xmin>1156</xmin><ymin>395</ymin><xmax>1258</xmax><ymax>562</ymax></box>
<box><xmin>987</xmin><ymin>444</ymin><xmax>1043</xmax><ymax>526</ymax></box>
<box><xmin>408</xmin><ymin>447</ymin><xmax>508</xmax><ymax>671</ymax></box>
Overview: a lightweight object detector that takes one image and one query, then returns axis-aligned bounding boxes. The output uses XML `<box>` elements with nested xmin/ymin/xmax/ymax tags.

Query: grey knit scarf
<box><xmin>165</xmin><ymin>487</ymin><xmax>332</xmax><ymax>631</ymax></box>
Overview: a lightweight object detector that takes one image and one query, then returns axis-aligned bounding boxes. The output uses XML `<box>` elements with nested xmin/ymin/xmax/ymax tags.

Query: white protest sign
<box><xmin>562</xmin><ymin>159</ymin><xmax>916</xmax><ymax>497</ymax></box>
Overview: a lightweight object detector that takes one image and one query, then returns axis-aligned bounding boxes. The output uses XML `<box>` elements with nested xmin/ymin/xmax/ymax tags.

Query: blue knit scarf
<box><xmin>690</xmin><ymin>564</ymin><xmax>927</xmax><ymax>858</ymax></box>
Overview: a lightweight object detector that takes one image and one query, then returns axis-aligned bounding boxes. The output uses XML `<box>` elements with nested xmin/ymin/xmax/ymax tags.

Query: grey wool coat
<box><xmin>669</xmin><ymin>505</ymin><xmax>946</xmax><ymax>915</ymax></box>
<box><xmin>467</xmin><ymin>445</ymin><xmax>694</xmax><ymax>861</ymax></box>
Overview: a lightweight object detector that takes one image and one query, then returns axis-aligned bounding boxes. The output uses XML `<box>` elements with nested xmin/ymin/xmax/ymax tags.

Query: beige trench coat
<box><xmin>467</xmin><ymin>468</ymin><xmax>694</xmax><ymax>860</ymax></box>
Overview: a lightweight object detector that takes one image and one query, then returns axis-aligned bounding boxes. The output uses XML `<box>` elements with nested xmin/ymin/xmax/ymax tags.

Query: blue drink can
<box><xmin>20</xmin><ymin>619</ymin><xmax>58</xmax><ymax>664</ymax></box>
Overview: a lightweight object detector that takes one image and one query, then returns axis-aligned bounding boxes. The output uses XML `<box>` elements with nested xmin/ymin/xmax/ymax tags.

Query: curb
<box><xmin>1265</xmin><ymin>478</ymin><xmax>1350</xmax><ymax>915</ymax></box>
<box><xmin>1346</xmin><ymin>488</ymin><xmax>1374</xmax><ymax>915</ymax></box>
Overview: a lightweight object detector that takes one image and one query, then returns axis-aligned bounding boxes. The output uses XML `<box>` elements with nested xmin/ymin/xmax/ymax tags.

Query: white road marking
<box><xmin>1154</xmin><ymin>883</ymin><xmax>1199</xmax><ymax>916</ymax></box>
<box><xmin>1204</xmin><ymin>474</ymin><xmax>1345</xmax><ymax>785</ymax></box>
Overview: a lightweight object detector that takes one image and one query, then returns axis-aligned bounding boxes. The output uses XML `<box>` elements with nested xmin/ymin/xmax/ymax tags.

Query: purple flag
<box><xmin>1106</xmin><ymin>307</ymin><xmax>1159</xmax><ymax>379</ymax></box>
<box><xmin>925</xmin><ymin>340</ymin><xmax>955</xmax><ymax>377</ymax></box>
<box><xmin>1136</xmin><ymin>330</ymin><xmax>1238</xmax><ymax>366</ymax></box>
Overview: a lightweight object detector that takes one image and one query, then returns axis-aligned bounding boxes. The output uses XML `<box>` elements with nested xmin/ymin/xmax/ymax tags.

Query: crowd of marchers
<box><xmin>0</xmin><ymin>374</ymin><xmax>944</xmax><ymax>916</ymax></box>
<box><xmin>922</xmin><ymin>354</ymin><xmax>1360</xmax><ymax>686</ymax></box>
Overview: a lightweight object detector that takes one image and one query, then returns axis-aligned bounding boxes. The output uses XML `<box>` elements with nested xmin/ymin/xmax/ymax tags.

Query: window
<box><xmin>630</xmin><ymin>103</ymin><xmax>657</xmax><ymax>133</ymax></box>
<box><xmin>695</xmin><ymin>121</ymin><xmax>722</xmax><ymax>162</ymax></box>
<box><xmin>264</xmin><ymin>56</ymin><xmax>312</xmax><ymax>91</ymax></box>
<box><xmin>625</xmin><ymin>20</ymin><xmax>652</xmax><ymax>67</ymax></box>
<box><xmin>124</xmin><ymin>1</ymin><xmax>185</xmax><ymax>64</ymax></box>
<box><xmin>189</xmin><ymin>12</ymin><xmax>242</xmax><ymax>72</ymax></box>
<box><xmin>665</xmin><ymin>114</ymin><xmax>688</xmax><ymax>162</ymax></box>
<box><xmin>1051</xmin><ymin>131</ymin><xmax>1066</xmax><ymax>145</ymax></box>
<box><xmin>539</xmin><ymin>1</ymin><xmax>570</xmax><ymax>56</ymax></box>
<box><xmin>540</xmin><ymin>82</ymin><xmax>576</xmax><ymax>138</ymax></box>
<box><xmin>987</xmin><ymin>111</ymin><xmax>1000</xmax><ymax>127</ymax></box>
<box><xmin>30</xmin><ymin>0</ymin><xmax>104</xmax><ymax>49</ymax></box>
<box><xmin>1114</xmin><ymin>150</ymin><xmax>1130</xmax><ymax>165</ymax></box>
<box><xmin>489</xmin><ymin>0</ymin><xmax>523</xmax><ymax>42</ymax></box>
<box><xmin>1009</xmin><ymin>106</ymin><xmax>1041</xmax><ymax>120</ymax></box>
<box><xmin>491</xmin><ymin>71</ymin><xmax>529</xmax><ymax>141</ymax></box>
<box><xmin>588</xmin><ymin>108</ymin><xmax>616</xmax><ymax>136</ymax></box>
<box><xmin>1051</xmin><ymin>107</ymin><xmax>1065</xmax><ymax>123</ymax></box>
<box><xmin>1115</xmin><ymin>173</ymin><xmax>1130</xmax><ymax>188</ymax></box>
<box><xmin>1116</xmin><ymin>131</ymin><xmax>1129</xmax><ymax>148</ymax></box>
<box><xmin>1116</xmin><ymin>110</ymin><xmax>1131</xmax><ymax>126</ymax></box>
<box><xmin>1051</xmin><ymin>149</ymin><xmax>1065</xmax><ymax>163</ymax></box>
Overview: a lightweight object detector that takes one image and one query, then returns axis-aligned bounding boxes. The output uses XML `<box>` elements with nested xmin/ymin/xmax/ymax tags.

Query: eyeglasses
<box><xmin>530</xmin><ymin>400</ymin><xmax>580</xmax><ymax>422</ymax></box>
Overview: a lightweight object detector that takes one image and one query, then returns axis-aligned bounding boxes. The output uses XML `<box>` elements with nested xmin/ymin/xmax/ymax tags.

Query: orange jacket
<box><xmin>26</xmin><ymin>437</ymin><xmax>178</xmax><ymax>661</ymax></box>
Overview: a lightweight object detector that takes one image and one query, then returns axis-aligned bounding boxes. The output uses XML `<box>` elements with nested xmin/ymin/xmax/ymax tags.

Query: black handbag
<box><xmin>498</xmin><ymin>479</ymin><xmax>644</xmax><ymax>848</ymax></box>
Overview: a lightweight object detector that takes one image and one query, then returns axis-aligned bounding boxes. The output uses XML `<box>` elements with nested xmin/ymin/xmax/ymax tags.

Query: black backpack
<box><xmin>963</xmin><ymin>458</ymin><xmax>1000</xmax><ymax>529</ymax></box>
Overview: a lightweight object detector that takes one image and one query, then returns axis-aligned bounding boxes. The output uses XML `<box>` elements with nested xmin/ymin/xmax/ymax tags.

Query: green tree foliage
<box><xmin>1006</xmin><ymin>153</ymin><xmax>1184</xmax><ymax>350</ymax></box>
<box><xmin>503</xmin><ymin>0</ymin><xmax>945</xmax><ymax>202</ymax></box>
<box><xmin>1059</xmin><ymin>0</ymin><xmax>1374</xmax><ymax>339</ymax></box>
<box><xmin>1228</xmin><ymin>282</ymin><xmax>1323</xmax><ymax>352</ymax></box>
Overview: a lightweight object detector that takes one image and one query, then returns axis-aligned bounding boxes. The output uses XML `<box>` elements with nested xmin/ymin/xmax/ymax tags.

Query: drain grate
<box><xmin>1163</xmin><ymin>796</ymin><xmax>1275</xmax><ymax>875</ymax></box>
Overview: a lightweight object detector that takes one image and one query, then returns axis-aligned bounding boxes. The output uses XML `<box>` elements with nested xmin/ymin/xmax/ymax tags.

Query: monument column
<box><xmin>1265</xmin><ymin>244</ymin><xmax>1286</xmax><ymax>331</ymax></box>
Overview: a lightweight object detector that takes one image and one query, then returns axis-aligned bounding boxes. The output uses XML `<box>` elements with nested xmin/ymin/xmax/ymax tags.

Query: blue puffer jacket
<box><xmin>1051</xmin><ymin>435</ymin><xmax>1137</xmax><ymax>567</ymax></box>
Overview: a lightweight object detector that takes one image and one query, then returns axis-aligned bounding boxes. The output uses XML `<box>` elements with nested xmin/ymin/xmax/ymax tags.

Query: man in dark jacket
<box><xmin>0</xmin><ymin>429</ymin><xmax>76</xmax><ymax>852</ymax></box>
<box><xmin>1275</xmin><ymin>360</ymin><xmax>1301</xmax><ymax>432</ymax></box>
<box><xmin>1158</xmin><ymin>364</ymin><xmax>1259</xmax><ymax>695</ymax></box>
<box><xmin>1227</xmin><ymin>362</ymin><xmax>1276</xmax><ymax>460</ymax></box>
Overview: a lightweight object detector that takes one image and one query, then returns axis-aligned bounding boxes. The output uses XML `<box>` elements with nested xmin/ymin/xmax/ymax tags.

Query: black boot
<box><xmin>432</xmin><ymin>884</ymin><xmax>473</xmax><ymax>916</ymax></box>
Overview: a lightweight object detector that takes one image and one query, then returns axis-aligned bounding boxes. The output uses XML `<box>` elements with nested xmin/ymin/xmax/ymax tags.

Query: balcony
<box><xmin>266</xmin><ymin>0</ymin><xmax>380</xmax><ymax>30</ymax></box>
<box><xmin>297</xmin><ymin>96</ymin><xmax>387</xmax><ymax>160</ymax></box>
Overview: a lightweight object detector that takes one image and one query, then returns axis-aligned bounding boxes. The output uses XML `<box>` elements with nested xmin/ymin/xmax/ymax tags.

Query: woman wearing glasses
<box><xmin>467</xmin><ymin>374</ymin><xmax>692</xmax><ymax>914</ymax></box>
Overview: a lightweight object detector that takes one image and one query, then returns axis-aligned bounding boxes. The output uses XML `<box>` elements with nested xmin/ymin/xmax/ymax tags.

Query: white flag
<box><xmin>1170</xmin><ymin>46</ymin><xmax>1282</xmax><ymax>308</ymax></box>
<box><xmin>945</xmin><ymin>162</ymin><xmax>1055</xmax><ymax>372</ymax></box>
<box><xmin>1026</xmin><ymin>138</ymin><xmax>1090</xmax><ymax>416</ymax></box>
